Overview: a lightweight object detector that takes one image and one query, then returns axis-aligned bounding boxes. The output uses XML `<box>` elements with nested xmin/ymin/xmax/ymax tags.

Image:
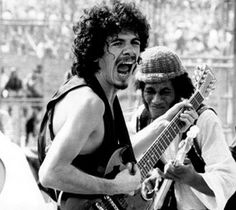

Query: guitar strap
<box><xmin>113</xmin><ymin>97</ymin><xmax>137</xmax><ymax>164</ymax></box>
<box><xmin>37</xmin><ymin>77</ymin><xmax>88</xmax><ymax>202</ymax></box>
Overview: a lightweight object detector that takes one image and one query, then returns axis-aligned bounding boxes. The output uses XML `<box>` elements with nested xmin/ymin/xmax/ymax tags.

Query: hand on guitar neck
<box><xmin>141</xmin><ymin>125</ymin><xmax>199</xmax><ymax>210</ymax></box>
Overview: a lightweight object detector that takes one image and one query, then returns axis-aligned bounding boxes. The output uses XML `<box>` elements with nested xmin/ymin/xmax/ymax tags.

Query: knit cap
<box><xmin>135</xmin><ymin>46</ymin><xmax>186</xmax><ymax>82</ymax></box>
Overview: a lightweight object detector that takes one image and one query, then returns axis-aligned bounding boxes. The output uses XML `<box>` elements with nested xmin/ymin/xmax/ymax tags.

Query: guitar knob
<box><xmin>95</xmin><ymin>202</ymin><xmax>105</xmax><ymax>210</ymax></box>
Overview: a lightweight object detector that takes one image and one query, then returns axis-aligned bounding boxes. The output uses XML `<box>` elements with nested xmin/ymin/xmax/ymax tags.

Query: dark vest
<box><xmin>38</xmin><ymin>75</ymin><xmax>135</xmax><ymax>201</ymax></box>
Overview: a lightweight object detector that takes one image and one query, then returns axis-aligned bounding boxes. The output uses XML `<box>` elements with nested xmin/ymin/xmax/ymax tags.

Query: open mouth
<box><xmin>117</xmin><ymin>60</ymin><xmax>136</xmax><ymax>77</ymax></box>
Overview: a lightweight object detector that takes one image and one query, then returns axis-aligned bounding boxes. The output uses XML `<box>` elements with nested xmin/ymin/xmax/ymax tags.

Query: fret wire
<box><xmin>140</xmin><ymin>163</ymin><xmax>149</xmax><ymax>179</ymax></box>
<box><xmin>148</xmin><ymin>145</ymin><xmax>159</xmax><ymax>162</ymax></box>
<box><xmin>189</xmin><ymin>92</ymin><xmax>204</xmax><ymax>109</ymax></box>
<box><xmin>150</xmin><ymin>152</ymin><xmax>159</xmax><ymax>165</ymax></box>
<box><xmin>152</xmin><ymin>142</ymin><xmax>164</xmax><ymax>161</ymax></box>
<box><xmin>164</xmin><ymin>125</ymin><xmax>175</xmax><ymax>141</ymax></box>
<box><xmin>139</xmin><ymin>153</ymin><xmax>155</xmax><ymax>177</ymax></box>
<box><xmin>140</xmin><ymin>154</ymin><xmax>152</xmax><ymax>171</ymax></box>
<box><xmin>153</xmin><ymin>143</ymin><xmax>162</xmax><ymax>158</ymax></box>
<box><xmin>190</xmin><ymin>96</ymin><xmax>200</xmax><ymax>109</ymax></box>
<box><xmin>151</xmin><ymin>143</ymin><xmax>163</xmax><ymax>163</ymax></box>
<box><xmin>170</xmin><ymin>120</ymin><xmax>179</xmax><ymax>136</ymax></box>
<box><xmin>164</xmin><ymin>128</ymin><xmax>173</xmax><ymax>140</ymax></box>
<box><xmin>158</xmin><ymin>134</ymin><xmax>169</xmax><ymax>149</ymax></box>
<box><xmin>197</xmin><ymin>94</ymin><xmax>204</xmax><ymax>104</ymax></box>
<box><xmin>146</xmin><ymin>154</ymin><xmax>156</xmax><ymax>168</ymax></box>
<box><xmin>175</xmin><ymin>118</ymin><xmax>185</xmax><ymax>130</ymax></box>
<box><xmin>145</xmin><ymin>150</ymin><xmax>157</xmax><ymax>167</ymax></box>
<box><xmin>154</xmin><ymin>136</ymin><xmax>166</xmax><ymax>152</ymax></box>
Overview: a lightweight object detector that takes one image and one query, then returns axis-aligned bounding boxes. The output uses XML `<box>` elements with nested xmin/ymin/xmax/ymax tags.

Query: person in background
<box><xmin>4</xmin><ymin>67</ymin><xmax>23</xmax><ymax>97</ymax></box>
<box><xmin>0</xmin><ymin>67</ymin><xmax>9</xmax><ymax>97</ymax></box>
<box><xmin>24</xmin><ymin>64</ymin><xmax>44</xmax><ymax>98</ymax></box>
<box><xmin>37</xmin><ymin>1</ymin><xmax>197</xmax><ymax>210</ymax></box>
<box><xmin>25</xmin><ymin>107</ymin><xmax>42</xmax><ymax>146</ymax></box>
<box><xmin>0</xmin><ymin>107</ymin><xmax>13</xmax><ymax>141</ymax></box>
<box><xmin>0</xmin><ymin>131</ymin><xmax>51</xmax><ymax>210</ymax></box>
<box><xmin>131</xmin><ymin>46</ymin><xmax>236</xmax><ymax>210</ymax></box>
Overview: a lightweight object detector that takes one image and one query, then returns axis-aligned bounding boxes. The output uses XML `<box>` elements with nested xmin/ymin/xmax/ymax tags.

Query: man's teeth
<box><xmin>122</xmin><ymin>61</ymin><xmax>135</xmax><ymax>65</ymax></box>
<box><xmin>119</xmin><ymin>71</ymin><xmax>128</xmax><ymax>75</ymax></box>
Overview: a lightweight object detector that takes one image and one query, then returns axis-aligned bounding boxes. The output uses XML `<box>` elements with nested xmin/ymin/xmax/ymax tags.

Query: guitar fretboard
<box><xmin>138</xmin><ymin>91</ymin><xmax>204</xmax><ymax>181</ymax></box>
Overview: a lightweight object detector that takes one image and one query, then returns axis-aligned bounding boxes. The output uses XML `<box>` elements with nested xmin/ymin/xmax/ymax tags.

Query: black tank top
<box><xmin>38</xmin><ymin>75</ymin><xmax>135</xmax><ymax>201</ymax></box>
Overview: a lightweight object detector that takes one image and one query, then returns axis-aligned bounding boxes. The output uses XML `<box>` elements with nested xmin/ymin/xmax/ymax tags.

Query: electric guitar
<box><xmin>146</xmin><ymin>125</ymin><xmax>200</xmax><ymax>210</ymax></box>
<box><xmin>61</xmin><ymin>65</ymin><xmax>216</xmax><ymax>210</ymax></box>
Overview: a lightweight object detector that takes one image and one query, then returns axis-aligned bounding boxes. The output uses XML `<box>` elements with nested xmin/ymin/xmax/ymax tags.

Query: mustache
<box><xmin>117</xmin><ymin>55</ymin><xmax>137</xmax><ymax>64</ymax></box>
<box><xmin>116</xmin><ymin>55</ymin><xmax>142</xmax><ymax>66</ymax></box>
<box><xmin>115</xmin><ymin>55</ymin><xmax>142</xmax><ymax>74</ymax></box>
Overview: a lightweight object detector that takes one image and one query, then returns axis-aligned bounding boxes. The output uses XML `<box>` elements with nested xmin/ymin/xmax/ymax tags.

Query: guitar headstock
<box><xmin>193</xmin><ymin>64</ymin><xmax>216</xmax><ymax>98</ymax></box>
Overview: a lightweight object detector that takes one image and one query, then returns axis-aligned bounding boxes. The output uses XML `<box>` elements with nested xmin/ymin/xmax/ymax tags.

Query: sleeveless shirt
<box><xmin>38</xmin><ymin>75</ymin><xmax>135</xmax><ymax>201</ymax></box>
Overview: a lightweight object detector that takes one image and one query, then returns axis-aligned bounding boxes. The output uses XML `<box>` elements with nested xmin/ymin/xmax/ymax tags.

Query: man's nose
<box><xmin>152</xmin><ymin>93</ymin><xmax>161</xmax><ymax>103</ymax></box>
<box><xmin>122</xmin><ymin>45</ymin><xmax>135</xmax><ymax>56</ymax></box>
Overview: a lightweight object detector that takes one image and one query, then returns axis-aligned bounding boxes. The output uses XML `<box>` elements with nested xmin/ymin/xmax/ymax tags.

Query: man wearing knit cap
<box><xmin>132</xmin><ymin>46</ymin><xmax>236</xmax><ymax>210</ymax></box>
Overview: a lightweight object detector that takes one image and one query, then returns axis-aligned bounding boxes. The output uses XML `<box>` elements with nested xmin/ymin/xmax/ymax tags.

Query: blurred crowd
<box><xmin>1</xmin><ymin>20</ymin><xmax>232</xmax><ymax>59</ymax></box>
<box><xmin>0</xmin><ymin>64</ymin><xmax>44</xmax><ymax>148</ymax></box>
<box><xmin>0</xmin><ymin>64</ymin><xmax>44</xmax><ymax>98</ymax></box>
<box><xmin>0</xmin><ymin>0</ymin><xmax>234</xmax><ymax>59</ymax></box>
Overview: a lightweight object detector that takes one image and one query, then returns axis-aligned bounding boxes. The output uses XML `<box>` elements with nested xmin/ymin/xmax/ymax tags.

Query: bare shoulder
<box><xmin>67</xmin><ymin>86</ymin><xmax>104</xmax><ymax>112</ymax></box>
<box><xmin>53</xmin><ymin>86</ymin><xmax>104</xmax><ymax>131</ymax></box>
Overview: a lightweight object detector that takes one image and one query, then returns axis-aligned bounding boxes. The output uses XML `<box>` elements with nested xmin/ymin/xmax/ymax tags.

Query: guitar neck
<box><xmin>138</xmin><ymin>90</ymin><xmax>204</xmax><ymax>181</ymax></box>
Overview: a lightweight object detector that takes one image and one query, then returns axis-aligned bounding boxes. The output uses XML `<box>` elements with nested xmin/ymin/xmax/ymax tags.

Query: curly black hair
<box><xmin>71</xmin><ymin>0</ymin><xmax>150</xmax><ymax>81</ymax></box>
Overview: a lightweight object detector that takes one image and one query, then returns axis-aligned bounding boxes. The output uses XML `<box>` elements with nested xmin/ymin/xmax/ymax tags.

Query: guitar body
<box><xmin>62</xmin><ymin>193</ymin><xmax>151</xmax><ymax>210</ymax></box>
<box><xmin>61</xmin><ymin>147</ymin><xmax>151</xmax><ymax>210</ymax></box>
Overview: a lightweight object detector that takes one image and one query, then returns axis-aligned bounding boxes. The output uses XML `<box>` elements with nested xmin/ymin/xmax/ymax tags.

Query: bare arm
<box><xmin>39</xmin><ymin>88</ymin><xmax>140</xmax><ymax>195</ymax></box>
<box><xmin>132</xmin><ymin>101</ymin><xmax>198</xmax><ymax>160</ymax></box>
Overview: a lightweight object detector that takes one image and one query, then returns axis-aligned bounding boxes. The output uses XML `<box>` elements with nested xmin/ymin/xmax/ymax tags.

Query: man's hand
<box><xmin>141</xmin><ymin>168</ymin><xmax>162</xmax><ymax>200</ymax></box>
<box><xmin>113</xmin><ymin>162</ymin><xmax>141</xmax><ymax>196</ymax></box>
<box><xmin>160</xmin><ymin>158</ymin><xmax>196</xmax><ymax>185</ymax></box>
<box><xmin>164</xmin><ymin>100</ymin><xmax>198</xmax><ymax>133</ymax></box>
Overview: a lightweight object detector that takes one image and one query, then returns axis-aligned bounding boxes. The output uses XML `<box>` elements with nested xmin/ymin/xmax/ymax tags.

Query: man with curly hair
<box><xmin>38</xmin><ymin>1</ymin><xmax>197</xmax><ymax>209</ymax></box>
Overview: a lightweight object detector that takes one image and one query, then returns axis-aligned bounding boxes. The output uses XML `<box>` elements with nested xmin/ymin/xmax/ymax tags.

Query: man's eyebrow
<box><xmin>110</xmin><ymin>38</ymin><xmax>122</xmax><ymax>42</ymax></box>
<box><xmin>132</xmin><ymin>37</ymin><xmax>140</xmax><ymax>41</ymax></box>
<box><xmin>109</xmin><ymin>36</ymin><xmax>140</xmax><ymax>43</ymax></box>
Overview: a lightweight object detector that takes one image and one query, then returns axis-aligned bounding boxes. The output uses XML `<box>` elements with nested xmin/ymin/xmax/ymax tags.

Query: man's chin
<box><xmin>114</xmin><ymin>83</ymin><xmax>128</xmax><ymax>90</ymax></box>
<box><xmin>151</xmin><ymin>111</ymin><xmax>166</xmax><ymax>120</ymax></box>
